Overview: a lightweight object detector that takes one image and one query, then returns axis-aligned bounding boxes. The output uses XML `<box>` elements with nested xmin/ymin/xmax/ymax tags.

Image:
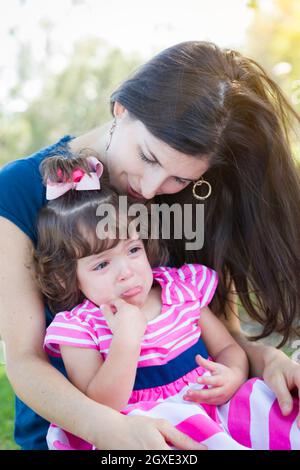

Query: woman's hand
<box><xmin>95</xmin><ymin>413</ymin><xmax>207</xmax><ymax>450</ymax></box>
<box><xmin>262</xmin><ymin>348</ymin><xmax>300</xmax><ymax>427</ymax></box>
<box><xmin>101</xmin><ymin>298</ymin><xmax>147</xmax><ymax>341</ymax></box>
<box><xmin>182</xmin><ymin>355</ymin><xmax>245</xmax><ymax>406</ymax></box>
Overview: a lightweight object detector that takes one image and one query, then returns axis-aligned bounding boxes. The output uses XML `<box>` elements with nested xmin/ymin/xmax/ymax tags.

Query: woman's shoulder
<box><xmin>0</xmin><ymin>135</ymin><xmax>74</xmax><ymax>243</ymax></box>
<box><xmin>0</xmin><ymin>135</ymin><xmax>74</xmax><ymax>175</ymax></box>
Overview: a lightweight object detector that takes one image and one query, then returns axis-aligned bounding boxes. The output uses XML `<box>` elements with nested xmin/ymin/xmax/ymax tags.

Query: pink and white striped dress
<box><xmin>44</xmin><ymin>263</ymin><xmax>300</xmax><ymax>450</ymax></box>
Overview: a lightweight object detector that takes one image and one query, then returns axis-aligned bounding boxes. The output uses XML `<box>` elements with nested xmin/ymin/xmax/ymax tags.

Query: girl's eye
<box><xmin>139</xmin><ymin>152</ymin><xmax>157</xmax><ymax>166</ymax></box>
<box><xmin>94</xmin><ymin>261</ymin><xmax>108</xmax><ymax>271</ymax></box>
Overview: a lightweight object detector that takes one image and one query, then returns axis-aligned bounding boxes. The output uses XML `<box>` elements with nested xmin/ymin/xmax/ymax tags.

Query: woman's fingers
<box><xmin>290</xmin><ymin>373</ymin><xmax>300</xmax><ymax>429</ymax></box>
<box><xmin>297</xmin><ymin>385</ymin><xmax>300</xmax><ymax>429</ymax></box>
<box><xmin>156</xmin><ymin>419</ymin><xmax>207</xmax><ymax>450</ymax></box>
<box><xmin>268</xmin><ymin>373</ymin><xmax>293</xmax><ymax>416</ymax></box>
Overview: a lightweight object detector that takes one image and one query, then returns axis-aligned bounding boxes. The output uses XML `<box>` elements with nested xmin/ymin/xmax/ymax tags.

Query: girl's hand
<box><xmin>101</xmin><ymin>298</ymin><xmax>147</xmax><ymax>341</ymax></box>
<box><xmin>95</xmin><ymin>413</ymin><xmax>207</xmax><ymax>450</ymax></box>
<box><xmin>262</xmin><ymin>348</ymin><xmax>300</xmax><ymax>427</ymax></box>
<box><xmin>183</xmin><ymin>355</ymin><xmax>245</xmax><ymax>405</ymax></box>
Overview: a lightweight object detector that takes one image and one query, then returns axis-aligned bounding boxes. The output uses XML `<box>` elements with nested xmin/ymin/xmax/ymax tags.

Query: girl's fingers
<box><xmin>110</xmin><ymin>298</ymin><xmax>122</xmax><ymax>306</ymax></box>
<box><xmin>100</xmin><ymin>303</ymin><xmax>115</xmax><ymax>318</ymax></box>
<box><xmin>197</xmin><ymin>374</ymin><xmax>223</xmax><ymax>387</ymax></box>
<box><xmin>195</xmin><ymin>354</ymin><xmax>218</xmax><ymax>372</ymax></box>
<box><xmin>109</xmin><ymin>298</ymin><xmax>128</xmax><ymax>313</ymax></box>
<box><xmin>111</xmin><ymin>297</ymin><xmax>129</xmax><ymax>307</ymax></box>
<box><xmin>183</xmin><ymin>386</ymin><xmax>222</xmax><ymax>403</ymax></box>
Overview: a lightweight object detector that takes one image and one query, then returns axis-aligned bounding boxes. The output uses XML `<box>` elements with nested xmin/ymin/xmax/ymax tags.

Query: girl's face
<box><xmin>76</xmin><ymin>237</ymin><xmax>154</xmax><ymax>308</ymax></box>
<box><xmin>107</xmin><ymin>103</ymin><xmax>210</xmax><ymax>200</ymax></box>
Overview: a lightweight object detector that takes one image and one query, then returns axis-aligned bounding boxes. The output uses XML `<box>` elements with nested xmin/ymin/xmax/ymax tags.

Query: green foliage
<box><xmin>2</xmin><ymin>3</ymin><xmax>300</xmax><ymax>166</ymax></box>
<box><xmin>246</xmin><ymin>0</ymin><xmax>300</xmax><ymax>162</ymax></box>
<box><xmin>247</xmin><ymin>0</ymin><xmax>300</xmax><ymax>86</ymax></box>
<box><xmin>0</xmin><ymin>366</ymin><xmax>19</xmax><ymax>450</ymax></box>
<box><xmin>0</xmin><ymin>38</ymin><xmax>141</xmax><ymax>166</ymax></box>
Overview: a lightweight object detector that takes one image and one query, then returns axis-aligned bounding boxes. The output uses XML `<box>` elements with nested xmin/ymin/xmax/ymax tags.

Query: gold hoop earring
<box><xmin>105</xmin><ymin>118</ymin><xmax>117</xmax><ymax>153</ymax></box>
<box><xmin>192</xmin><ymin>177</ymin><xmax>212</xmax><ymax>200</ymax></box>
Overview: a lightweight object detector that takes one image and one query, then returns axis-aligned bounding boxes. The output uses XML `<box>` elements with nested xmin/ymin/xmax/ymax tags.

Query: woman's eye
<box><xmin>174</xmin><ymin>176</ymin><xmax>189</xmax><ymax>186</ymax></box>
<box><xmin>94</xmin><ymin>261</ymin><xmax>108</xmax><ymax>271</ymax></box>
<box><xmin>139</xmin><ymin>151</ymin><xmax>188</xmax><ymax>185</ymax></box>
<box><xmin>129</xmin><ymin>246</ymin><xmax>141</xmax><ymax>255</ymax></box>
<box><xmin>139</xmin><ymin>152</ymin><xmax>157</xmax><ymax>166</ymax></box>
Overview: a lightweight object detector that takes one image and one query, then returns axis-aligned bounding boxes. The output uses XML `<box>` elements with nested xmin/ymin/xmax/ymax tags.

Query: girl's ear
<box><xmin>113</xmin><ymin>101</ymin><xmax>127</xmax><ymax>119</ymax></box>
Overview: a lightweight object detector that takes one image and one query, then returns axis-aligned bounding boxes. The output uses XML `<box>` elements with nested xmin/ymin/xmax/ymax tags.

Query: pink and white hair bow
<box><xmin>46</xmin><ymin>156</ymin><xmax>104</xmax><ymax>201</ymax></box>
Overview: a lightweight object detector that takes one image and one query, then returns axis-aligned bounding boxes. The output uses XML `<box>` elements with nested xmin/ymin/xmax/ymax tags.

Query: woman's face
<box><xmin>106</xmin><ymin>104</ymin><xmax>210</xmax><ymax>200</ymax></box>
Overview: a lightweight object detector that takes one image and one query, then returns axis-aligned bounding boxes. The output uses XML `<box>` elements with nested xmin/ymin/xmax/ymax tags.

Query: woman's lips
<box><xmin>121</xmin><ymin>286</ymin><xmax>143</xmax><ymax>298</ymax></box>
<box><xmin>127</xmin><ymin>183</ymin><xmax>144</xmax><ymax>200</ymax></box>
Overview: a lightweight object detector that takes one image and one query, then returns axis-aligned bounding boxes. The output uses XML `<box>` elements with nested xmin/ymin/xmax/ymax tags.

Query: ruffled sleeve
<box><xmin>152</xmin><ymin>263</ymin><xmax>218</xmax><ymax>307</ymax></box>
<box><xmin>178</xmin><ymin>263</ymin><xmax>218</xmax><ymax>308</ymax></box>
<box><xmin>44</xmin><ymin>308</ymin><xmax>99</xmax><ymax>358</ymax></box>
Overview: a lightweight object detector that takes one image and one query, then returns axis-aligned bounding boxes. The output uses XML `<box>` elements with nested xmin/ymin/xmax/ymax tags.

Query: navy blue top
<box><xmin>0</xmin><ymin>136</ymin><xmax>208</xmax><ymax>450</ymax></box>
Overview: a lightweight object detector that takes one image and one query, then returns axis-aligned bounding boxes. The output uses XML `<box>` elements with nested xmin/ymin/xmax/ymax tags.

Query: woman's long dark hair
<box><xmin>111</xmin><ymin>41</ymin><xmax>300</xmax><ymax>346</ymax></box>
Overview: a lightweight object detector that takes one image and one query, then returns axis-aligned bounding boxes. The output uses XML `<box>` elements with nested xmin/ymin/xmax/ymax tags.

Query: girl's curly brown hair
<box><xmin>33</xmin><ymin>150</ymin><xmax>169</xmax><ymax>314</ymax></box>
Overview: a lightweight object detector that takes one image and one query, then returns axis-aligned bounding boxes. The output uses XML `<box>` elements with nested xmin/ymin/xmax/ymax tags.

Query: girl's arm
<box><xmin>199</xmin><ymin>306</ymin><xmax>249</xmax><ymax>381</ymax></box>
<box><xmin>183</xmin><ymin>306</ymin><xmax>249</xmax><ymax>405</ymax></box>
<box><xmin>60</xmin><ymin>332</ymin><xmax>142</xmax><ymax>412</ymax></box>
<box><xmin>0</xmin><ymin>218</ymin><xmax>205</xmax><ymax>450</ymax></box>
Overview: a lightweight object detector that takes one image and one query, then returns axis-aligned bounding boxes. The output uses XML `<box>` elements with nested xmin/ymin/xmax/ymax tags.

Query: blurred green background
<box><xmin>1</xmin><ymin>0</ymin><xmax>300</xmax><ymax>450</ymax></box>
<box><xmin>0</xmin><ymin>366</ymin><xmax>18</xmax><ymax>450</ymax></box>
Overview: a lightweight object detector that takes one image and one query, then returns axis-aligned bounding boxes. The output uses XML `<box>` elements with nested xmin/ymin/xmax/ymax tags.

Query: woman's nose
<box><xmin>140</xmin><ymin>174</ymin><xmax>165</xmax><ymax>199</ymax></box>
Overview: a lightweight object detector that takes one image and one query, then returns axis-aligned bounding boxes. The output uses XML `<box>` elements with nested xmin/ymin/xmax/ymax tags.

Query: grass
<box><xmin>0</xmin><ymin>365</ymin><xmax>19</xmax><ymax>450</ymax></box>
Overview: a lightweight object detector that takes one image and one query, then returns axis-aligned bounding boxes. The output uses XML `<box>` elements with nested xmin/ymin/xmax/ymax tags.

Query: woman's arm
<box><xmin>216</xmin><ymin>280</ymin><xmax>280</xmax><ymax>377</ymax></box>
<box><xmin>217</xmin><ymin>281</ymin><xmax>300</xmax><ymax>424</ymax></box>
<box><xmin>60</xmin><ymin>332</ymin><xmax>142</xmax><ymax>411</ymax></box>
<box><xmin>0</xmin><ymin>217</ymin><xmax>206</xmax><ymax>450</ymax></box>
<box><xmin>0</xmin><ymin>217</ymin><xmax>122</xmax><ymax>447</ymax></box>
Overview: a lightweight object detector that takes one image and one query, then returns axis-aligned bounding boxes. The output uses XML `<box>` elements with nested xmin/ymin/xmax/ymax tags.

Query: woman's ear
<box><xmin>113</xmin><ymin>101</ymin><xmax>127</xmax><ymax>119</ymax></box>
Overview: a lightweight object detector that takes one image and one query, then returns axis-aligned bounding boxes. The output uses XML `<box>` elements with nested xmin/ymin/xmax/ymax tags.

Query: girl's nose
<box><xmin>117</xmin><ymin>262</ymin><xmax>134</xmax><ymax>282</ymax></box>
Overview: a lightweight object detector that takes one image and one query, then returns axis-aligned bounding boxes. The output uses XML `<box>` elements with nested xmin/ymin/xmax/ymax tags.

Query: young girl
<box><xmin>35</xmin><ymin>153</ymin><xmax>300</xmax><ymax>450</ymax></box>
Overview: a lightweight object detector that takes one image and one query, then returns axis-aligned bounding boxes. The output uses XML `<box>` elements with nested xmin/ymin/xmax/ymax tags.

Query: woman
<box><xmin>0</xmin><ymin>41</ymin><xmax>299</xmax><ymax>450</ymax></box>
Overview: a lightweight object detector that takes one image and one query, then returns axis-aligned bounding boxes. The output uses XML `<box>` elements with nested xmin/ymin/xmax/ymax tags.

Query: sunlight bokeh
<box><xmin>0</xmin><ymin>0</ymin><xmax>299</xmax><ymax>162</ymax></box>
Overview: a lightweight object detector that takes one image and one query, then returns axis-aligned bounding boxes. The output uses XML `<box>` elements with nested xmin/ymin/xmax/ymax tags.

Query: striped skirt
<box><xmin>47</xmin><ymin>370</ymin><xmax>300</xmax><ymax>450</ymax></box>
